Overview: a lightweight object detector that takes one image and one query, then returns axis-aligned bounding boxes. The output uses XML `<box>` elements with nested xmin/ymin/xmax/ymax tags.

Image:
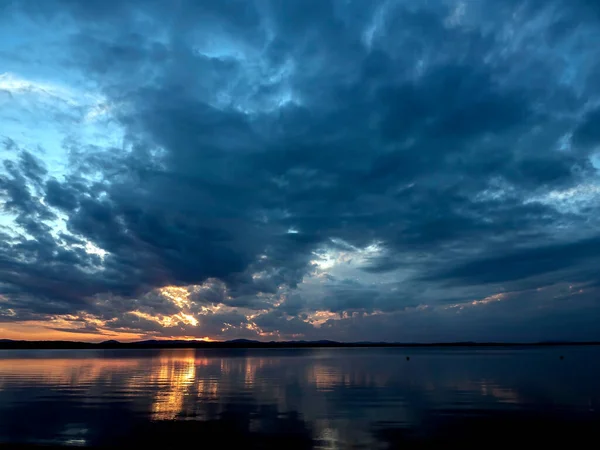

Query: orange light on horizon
<box><xmin>0</xmin><ymin>283</ymin><xmax>245</xmax><ymax>343</ymax></box>
<box><xmin>163</xmin><ymin>336</ymin><xmax>215</xmax><ymax>342</ymax></box>
<box><xmin>0</xmin><ymin>321</ymin><xmax>145</xmax><ymax>342</ymax></box>
<box><xmin>0</xmin><ymin>321</ymin><xmax>220</xmax><ymax>343</ymax></box>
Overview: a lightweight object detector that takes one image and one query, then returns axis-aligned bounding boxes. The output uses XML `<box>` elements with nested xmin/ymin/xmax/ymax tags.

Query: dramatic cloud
<box><xmin>1</xmin><ymin>0</ymin><xmax>600</xmax><ymax>342</ymax></box>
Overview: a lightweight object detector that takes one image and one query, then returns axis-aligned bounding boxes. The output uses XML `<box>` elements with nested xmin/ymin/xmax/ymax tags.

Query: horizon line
<box><xmin>1</xmin><ymin>338</ymin><xmax>600</xmax><ymax>349</ymax></box>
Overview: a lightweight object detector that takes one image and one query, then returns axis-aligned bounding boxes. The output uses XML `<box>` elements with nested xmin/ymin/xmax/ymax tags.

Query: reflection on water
<box><xmin>0</xmin><ymin>347</ymin><xmax>599</xmax><ymax>448</ymax></box>
<box><xmin>149</xmin><ymin>350</ymin><xmax>196</xmax><ymax>420</ymax></box>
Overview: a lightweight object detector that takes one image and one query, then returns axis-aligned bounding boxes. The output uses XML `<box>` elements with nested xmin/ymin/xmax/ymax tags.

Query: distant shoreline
<box><xmin>1</xmin><ymin>340</ymin><xmax>599</xmax><ymax>350</ymax></box>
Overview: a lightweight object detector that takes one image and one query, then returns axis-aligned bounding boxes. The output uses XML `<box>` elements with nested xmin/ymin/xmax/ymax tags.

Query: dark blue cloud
<box><xmin>573</xmin><ymin>108</ymin><xmax>600</xmax><ymax>149</ymax></box>
<box><xmin>428</xmin><ymin>236</ymin><xmax>600</xmax><ymax>285</ymax></box>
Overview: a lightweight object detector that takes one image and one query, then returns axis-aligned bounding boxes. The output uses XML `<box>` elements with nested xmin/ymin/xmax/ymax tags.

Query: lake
<box><xmin>0</xmin><ymin>346</ymin><xmax>599</xmax><ymax>448</ymax></box>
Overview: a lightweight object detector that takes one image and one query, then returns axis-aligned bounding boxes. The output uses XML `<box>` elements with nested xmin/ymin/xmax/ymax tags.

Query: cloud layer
<box><xmin>1</xmin><ymin>0</ymin><xmax>600</xmax><ymax>342</ymax></box>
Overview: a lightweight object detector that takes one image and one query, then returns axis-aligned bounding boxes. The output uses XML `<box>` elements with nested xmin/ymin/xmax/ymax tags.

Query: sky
<box><xmin>1</xmin><ymin>0</ymin><xmax>600</xmax><ymax>343</ymax></box>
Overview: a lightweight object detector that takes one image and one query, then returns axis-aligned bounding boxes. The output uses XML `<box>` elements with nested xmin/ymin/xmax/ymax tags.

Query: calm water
<box><xmin>0</xmin><ymin>347</ymin><xmax>599</xmax><ymax>448</ymax></box>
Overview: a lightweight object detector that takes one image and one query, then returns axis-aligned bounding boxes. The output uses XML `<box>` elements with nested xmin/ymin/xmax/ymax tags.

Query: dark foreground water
<box><xmin>0</xmin><ymin>347</ymin><xmax>599</xmax><ymax>449</ymax></box>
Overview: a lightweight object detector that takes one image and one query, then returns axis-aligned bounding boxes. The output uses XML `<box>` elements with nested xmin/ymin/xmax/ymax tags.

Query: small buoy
<box><xmin>406</xmin><ymin>356</ymin><xmax>410</xmax><ymax>361</ymax></box>
<box><xmin>560</xmin><ymin>355</ymin><xmax>564</xmax><ymax>360</ymax></box>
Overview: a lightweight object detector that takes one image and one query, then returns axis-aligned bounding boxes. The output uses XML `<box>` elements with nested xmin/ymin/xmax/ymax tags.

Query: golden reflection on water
<box><xmin>0</xmin><ymin>357</ymin><xmax>141</xmax><ymax>386</ymax></box>
<box><xmin>0</xmin><ymin>350</ymin><xmax>217</xmax><ymax>420</ymax></box>
<box><xmin>149</xmin><ymin>350</ymin><xmax>197</xmax><ymax>420</ymax></box>
<box><xmin>0</xmin><ymin>351</ymin><xmax>393</xmax><ymax>421</ymax></box>
<box><xmin>308</xmin><ymin>365</ymin><xmax>349</xmax><ymax>391</ymax></box>
<box><xmin>0</xmin><ymin>349</ymin><xmax>526</xmax><ymax>431</ymax></box>
<box><xmin>0</xmin><ymin>351</ymin><xmax>386</xmax><ymax>394</ymax></box>
<box><xmin>308</xmin><ymin>363</ymin><xmax>391</xmax><ymax>391</ymax></box>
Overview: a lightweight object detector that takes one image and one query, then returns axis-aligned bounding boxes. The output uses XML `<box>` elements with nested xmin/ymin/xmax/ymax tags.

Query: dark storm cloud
<box><xmin>428</xmin><ymin>235</ymin><xmax>600</xmax><ymax>286</ymax></box>
<box><xmin>1</xmin><ymin>155</ymin><xmax>53</xmax><ymax>221</ymax></box>
<box><xmin>45</xmin><ymin>178</ymin><xmax>80</xmax><ymax>211</ymax></box>
<box><xmin>572</xmin><ymin>107</ymin><xmax>600</xmax><ymax>149</ymax></box>
<box><xmin>252</xmin><ymin>309</ymin><xmax>315</xmax><ymax>336</ymax></box>
<box><xmin>2</xmin><ymin>0</ymin><xmax>600</xmax><ymax>340</ymax></box>
<box><xmin>0</xmin><ymin>153</ymin><xmax>137</xmax><ymax>319</ymax></box>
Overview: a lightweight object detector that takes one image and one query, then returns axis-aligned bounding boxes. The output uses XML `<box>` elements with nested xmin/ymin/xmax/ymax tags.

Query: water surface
<box><xmin>0</xmin><ymin>347</ymin><xmax>598</xmax><ymax>448</ymax></box>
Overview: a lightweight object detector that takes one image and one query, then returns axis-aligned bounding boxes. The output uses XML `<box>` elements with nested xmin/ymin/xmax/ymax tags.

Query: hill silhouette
<box><xmin>0</xmin><ymin>339</ymin><xmax>598</xmax><ymax>350</ymax></box>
